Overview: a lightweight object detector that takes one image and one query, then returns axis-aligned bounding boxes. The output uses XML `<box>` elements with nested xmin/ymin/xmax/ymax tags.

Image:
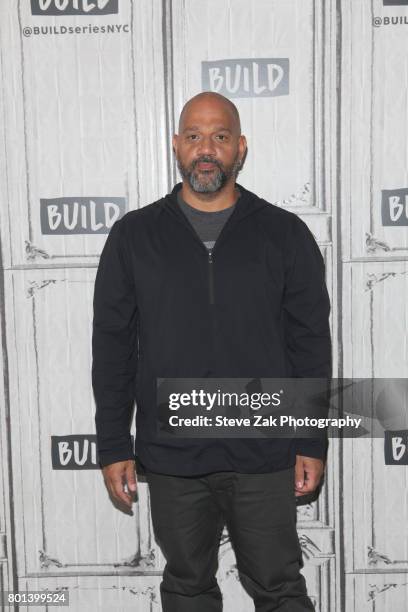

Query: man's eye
<box><xmin>216</xmin><ymin>134</ymin><xmax>227</xmax><ymax>141</ymax></box>
<box><xmin>187</xmin><ymin>134</ymin><xmax>199</xmax><ymax>140</ymax></box>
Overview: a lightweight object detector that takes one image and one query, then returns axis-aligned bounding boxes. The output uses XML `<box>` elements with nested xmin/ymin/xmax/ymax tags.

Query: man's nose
<box><xmin>197</xmin><ymin>135</ymin><xmax>216</xmax><ymax>156</ymax></box>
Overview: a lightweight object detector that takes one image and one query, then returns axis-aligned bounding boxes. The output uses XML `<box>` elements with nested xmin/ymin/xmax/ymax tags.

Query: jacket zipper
<box><xmin>163</xmin><ymin>195</ymin><xmax>247</xmax><ymax>306</ymax></box>
<box><xmin>208</xmin><ymin>249</ymin><xmax>214</xmax><ymax>305</ymax></box>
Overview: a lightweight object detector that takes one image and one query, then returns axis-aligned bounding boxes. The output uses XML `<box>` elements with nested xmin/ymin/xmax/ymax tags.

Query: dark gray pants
<box><xmin>145</xmin><ymin>466</ymin><xmax>315</xmax><ymax>612</ymax></box>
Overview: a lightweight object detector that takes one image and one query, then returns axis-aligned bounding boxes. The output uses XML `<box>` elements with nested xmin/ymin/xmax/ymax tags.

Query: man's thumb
<box><xmin>126</xmin><ymin>463</ymin><xmax>137</xmax><ymax>491</ymax></box>
<box><xmin>295</xmin><ymin>459</ymin><xmax>305</xmax><ymax>490</ymax></box>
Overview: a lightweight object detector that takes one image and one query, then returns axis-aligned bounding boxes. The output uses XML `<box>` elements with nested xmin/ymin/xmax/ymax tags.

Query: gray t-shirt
<box><xmin>177</xmin><ymin>188</ymin><xmax>240</xmax><ymax>251</ymax></box>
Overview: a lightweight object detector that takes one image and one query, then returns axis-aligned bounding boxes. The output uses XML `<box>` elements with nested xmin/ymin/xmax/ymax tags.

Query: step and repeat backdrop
<box><xmin>0</xmin><ymin>1</ymin><xmax>407</xmax><ymax>610</ymax></box>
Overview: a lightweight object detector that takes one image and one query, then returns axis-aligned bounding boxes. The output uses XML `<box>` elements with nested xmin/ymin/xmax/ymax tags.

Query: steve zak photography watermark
<box><xmin>156</xmin><ymin>378</ymin><xmax>408</xmax><ymax>440</ymax></box>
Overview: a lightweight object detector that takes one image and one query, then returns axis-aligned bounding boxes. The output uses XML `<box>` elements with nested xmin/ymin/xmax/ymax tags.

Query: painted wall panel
<box><xmin>343</xmin><ymin>262</ymin><xmax>408</xmax><ymax>592</ymax></box>
<box><xmin>0</xmin><ymin>1</ymin><xmax>167</xmax><ymax>268</ymax></box>
<box><xmin>3</xmin><ymin>268</ymin><xmax>161</xmax><ymax>577</ymax></box>
<box><xmin>0</xmin><ymin>0</ymin><xmax>407</xmax><ymax>610</ymax></box>
<box><xmin>341</xmin><ymin>1</ymin><xmax>408</xmax><ymax>260</ymax></box>
<box><xmin>170</xmin><ymin>0</ymin><xmax>336</xmax><ymax>216</ymax></box>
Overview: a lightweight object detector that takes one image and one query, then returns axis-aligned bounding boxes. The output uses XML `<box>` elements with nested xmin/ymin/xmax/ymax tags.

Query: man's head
<box><xmin>172</xmin><ymin>92</ymin><xmax>247</xmax><ymax>194</ymax></box>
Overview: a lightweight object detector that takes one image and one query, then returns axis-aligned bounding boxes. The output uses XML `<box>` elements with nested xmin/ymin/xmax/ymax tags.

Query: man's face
<box><xmin>173</xmin><ymin>99</ymin><xmax>246</xmax><ymax>194</ymax></box>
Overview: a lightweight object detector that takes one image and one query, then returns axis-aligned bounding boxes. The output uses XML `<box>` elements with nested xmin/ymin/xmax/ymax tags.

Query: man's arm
<box><xmin>92</xmin><ymin>216</ymin><xmax>138</xmax><ymax>469</ymax></box>
<box><xmin>283</xmin><ymin>214</ymin><xmax>332</xmax><ymax>463</ymax></box>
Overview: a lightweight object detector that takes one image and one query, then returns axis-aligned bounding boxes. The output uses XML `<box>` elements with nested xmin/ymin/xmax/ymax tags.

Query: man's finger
<box><xmin>108</xmin><ymin>473</ymin><xmax>134</xmax><ymax>508</ymax></box>
<box><xmin>294</xmin><ymin>456</ymin><xmax>324</xmax><ymax>497</ymax></box>
<box><xmin>298</xmin><ymin>474</ymin><xmax>318</xmax><ymax>494</ymax></box>
<box><xmin>294</xmin><ymin>459</ymin><xmax>305</xmax><ymax>492</ymax></box>
<box><xmin>125</xmin><ymin>462</ymin><xmax>138</xmax><ymax>497</ymax></box>
<box><xmin>101</xmin><ymin>460</ymin><xmax>138</xmax><ymax>510</ymax></box>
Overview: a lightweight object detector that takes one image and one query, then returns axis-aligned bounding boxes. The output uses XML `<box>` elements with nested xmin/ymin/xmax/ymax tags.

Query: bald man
<box><xmin>92</xmin><ymin>91</ymin><xmax>331</xmax><ymax>611</ymax></box>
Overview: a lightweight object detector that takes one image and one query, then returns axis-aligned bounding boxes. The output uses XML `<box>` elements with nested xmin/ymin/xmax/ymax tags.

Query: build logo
<box><xmin>40</xmin><ymin>197</ymin><xmax>127</xmax><ymax>234</ymax></box>
<box><xmin>383</xmin><ymin>0</ymin><xmax>408</xmax><ymax>5</ymax></box>
<box><xmin>381</xmin><ymin>189</ymin><xmax>408</xmax><ymax>226</ymax></box>
<box><xmin>31</xmin><ymin>0</ymin><xmax>118</xmax><ymax>15</ymax></box>
<box><xmin>51</xmin><ymin>435</ymin><xmax>135</xmax><ymax>469</ymax></box>
<box><xmin>202</xmin><ymin>58</ymin><xmax>289</xmax><ymax>99</ymax></box>
<box><xmin>384</xmin><ymin>431</ymin><xmax>408</xmax><ymax>465</ymax></box>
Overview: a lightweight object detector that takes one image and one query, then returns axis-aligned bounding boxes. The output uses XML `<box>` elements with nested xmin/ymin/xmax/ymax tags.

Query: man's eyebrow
<box><xmin>182</xmin><ymin>126</ymin><xmax>232</xmax><ymax>133</ymax></box>
<box><xmin>182</xmin><ymin>126</ymin><xmax>200</xmax><ymax>132</ymax></box>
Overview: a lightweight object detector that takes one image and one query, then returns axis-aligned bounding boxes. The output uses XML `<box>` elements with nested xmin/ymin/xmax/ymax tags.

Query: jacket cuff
<box><xmin>97</xmin><ymin>447</ymin><xmax>136</xmax><ymax>468</ymax></box>
<box><xmin>295</xmin><ymin>438</ymin><xmax>328</xmax><ymax>461</ymax></box>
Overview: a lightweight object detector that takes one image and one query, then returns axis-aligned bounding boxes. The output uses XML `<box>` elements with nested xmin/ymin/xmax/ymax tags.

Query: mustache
<box><xmin>192</xmin><ymin>156</ymin><xmax>222</xmax><ymax>169</ymax></box>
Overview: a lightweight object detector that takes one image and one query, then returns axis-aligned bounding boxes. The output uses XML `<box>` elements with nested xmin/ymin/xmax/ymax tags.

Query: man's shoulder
<box><xmin>254</xmin><ymin>195</ymin><xmax>308</xmax><ymax>237</ymax></box>
<box><xmin>239</xmin><ymin>184</ymin><xmax>301</xmax><ymax>225</ymax></box>
<box><xmin>106</xmin><ymin>199</ymin><xmax>166</xmax><ymax>249</ymax></box>
<box><xmin>119</xmin><ymin>198</ymin><xmax>165</xmax><ymax>226</ymax></box>
<box><xmin>242</xmin><ymin>188</ymin><xmax>316</xmax><ymax>250</ymax></box>
<box><xmin>258</xmin><ymin>200</ymin><xmax>298</xmax><ymax>221</ymax></box>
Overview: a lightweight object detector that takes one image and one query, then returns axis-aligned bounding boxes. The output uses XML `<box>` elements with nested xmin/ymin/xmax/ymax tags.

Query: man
<box><xmin>92</xmin><ymin>91</ymin><xmax>331</xmax><ymax>611</ymax></box>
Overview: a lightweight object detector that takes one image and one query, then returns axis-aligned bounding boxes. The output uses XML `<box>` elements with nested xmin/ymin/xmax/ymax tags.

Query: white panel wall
<box><xmin>0</xmin><ymin>1</ymin><xmax>407</xmax><ymax>610</ymax></box>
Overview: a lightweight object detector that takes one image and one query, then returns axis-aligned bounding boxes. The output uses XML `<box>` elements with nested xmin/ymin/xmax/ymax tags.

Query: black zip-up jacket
<box><xmin>92</xmin><ymin>182</ymin><xmax>332</xmax><ymax>475</ymax></box>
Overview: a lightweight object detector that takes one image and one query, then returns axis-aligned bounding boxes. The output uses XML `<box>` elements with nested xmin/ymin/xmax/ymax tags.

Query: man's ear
<box><xmin>172</xmin><ymin>134</ymin><xmax>178</xmax><ymax>155</ymax></box>
<box><xmin>238</xmin><ymin>135</ymin><xmax>247</xmax><ymax>164</ymax></box>
<box><xmin>238</xmin><ymin>136</ymin><xmax>248</xmax><ymax>169</ymax></box>
<box><xmin>240</xmin><ymin>145</ymin><xmax>248</xmax><ymax>168</ymax></box>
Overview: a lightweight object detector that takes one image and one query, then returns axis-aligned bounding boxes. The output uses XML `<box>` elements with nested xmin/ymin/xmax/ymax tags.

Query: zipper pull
<box><xmin>208</xmin><ymin>249</ymin><xmax>214</xmax><ymax>305</ymax></box>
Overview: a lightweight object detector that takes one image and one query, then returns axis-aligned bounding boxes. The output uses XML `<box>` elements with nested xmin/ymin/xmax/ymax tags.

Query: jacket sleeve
<box><xmin>283</xmin><ymin>214</ymin><xmax>332</xmax><ymax>461</ymax></box>
<box><xmin>92</xmin><ymin>216</ymin><xmax>138</xmax><ymax>468</ymax></box>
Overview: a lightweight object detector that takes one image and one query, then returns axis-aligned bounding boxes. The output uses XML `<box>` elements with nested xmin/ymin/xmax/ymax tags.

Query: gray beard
<box><xmin>177</xmin><ymin>156</ymin><xmax>241</xmax><ymax>194</ymax></box>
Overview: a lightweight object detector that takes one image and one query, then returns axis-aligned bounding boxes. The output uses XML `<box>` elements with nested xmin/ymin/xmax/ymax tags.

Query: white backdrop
<box><xmin>0</xmin><ymin>1</ymin><xmax>408</xmax><ymax>610</ymax></box>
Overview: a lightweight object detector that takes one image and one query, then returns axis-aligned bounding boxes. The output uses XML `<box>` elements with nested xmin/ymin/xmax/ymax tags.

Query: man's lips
<box><xmin>195</xmin><ymin>161</ymin><xmax>218</xmax><ymax>171</ymax></box>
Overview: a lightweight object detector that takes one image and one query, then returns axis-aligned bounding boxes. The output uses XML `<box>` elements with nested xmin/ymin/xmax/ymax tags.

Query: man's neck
<box><xmin>180</xmin><ymin>181</ymin><xmax>240</xmax><ymax>212</ymax></box>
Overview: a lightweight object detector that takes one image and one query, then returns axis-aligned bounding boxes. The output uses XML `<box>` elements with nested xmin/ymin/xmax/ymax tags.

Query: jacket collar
<box><xmin>162</xmin><ymin>182</ymin><xmax>269</xmax><ymax>222</ymax></box>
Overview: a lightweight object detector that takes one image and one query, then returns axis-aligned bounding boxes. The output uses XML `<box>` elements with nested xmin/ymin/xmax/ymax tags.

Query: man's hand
<box><xmin>102</xmin><ymin>459</ymin><xmax>137</xmax><ymax>511</ymax></box>
<box><xmin>294</xmin><ymin>455</ymin><xmax>325</xmax><ymax>497</ymax></box>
